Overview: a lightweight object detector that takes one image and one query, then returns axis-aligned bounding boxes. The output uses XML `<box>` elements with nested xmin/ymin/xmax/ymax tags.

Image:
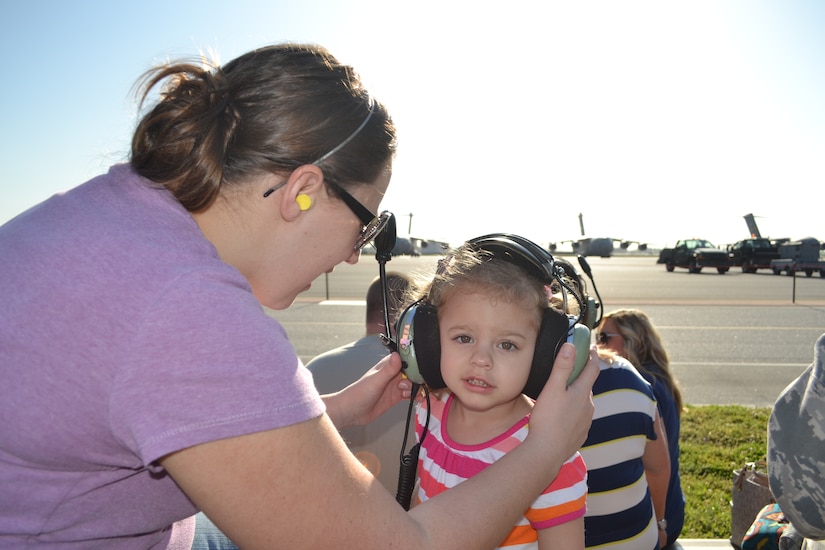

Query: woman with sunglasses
<box><xmin>596</xmin><ymin>309</ymin><xmax>685</xmax><ymax>548</ymax></box>
<box><xmin>0</xmin><ymin>43</ymin><xmax>600</xmax><ymax>549</ymax></box>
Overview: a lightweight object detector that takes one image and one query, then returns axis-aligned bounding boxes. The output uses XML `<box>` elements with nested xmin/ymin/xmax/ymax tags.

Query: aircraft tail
<box><xmin>744</xmin><ymin>213</ymin><xmax>762</xmax><ymax>238</ymax></box>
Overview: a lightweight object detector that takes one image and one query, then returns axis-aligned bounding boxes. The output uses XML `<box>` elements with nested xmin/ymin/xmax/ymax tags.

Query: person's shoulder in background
<box><xmin>768</xmin><ymin>333</ymin><xmax>825</xmax><ymax>541</ymax></box>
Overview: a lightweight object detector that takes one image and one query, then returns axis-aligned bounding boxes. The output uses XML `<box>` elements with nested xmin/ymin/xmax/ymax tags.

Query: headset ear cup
<box><xmin>582</xmin><ymin>296</ymin><xmax>598</xmax><ymax>330</ymax></box>
<box><xmin>411</xmin><ymin>303</ymin><xmax>447</xmax><ymax>390</ymax></box>
<box><xmin>523</xmin><ymin>308</ymin><xmax>571</xmax><ymax>400</ymax></box>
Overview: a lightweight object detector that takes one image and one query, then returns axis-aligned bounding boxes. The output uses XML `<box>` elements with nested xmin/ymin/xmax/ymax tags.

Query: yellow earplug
<box><xmin>296</xmin><ymin>194</ymin><xmax>312</xmax><ymax>211</ymax></box>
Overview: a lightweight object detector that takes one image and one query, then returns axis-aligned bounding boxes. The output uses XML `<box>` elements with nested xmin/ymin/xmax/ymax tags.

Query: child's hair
<box><xmin>413</xmin><ymin>245</ymin><xmax>551</xmax><ymax>328</ymax></box>
<box><xmin>549</xmin><ymin>257</ymin><xmax>586</xmax><ymax>318</ymax></box>
<box><xmin>603</xmin><ymin>308</ymin><xmax>684</xmax><ymax>415</ymax></box>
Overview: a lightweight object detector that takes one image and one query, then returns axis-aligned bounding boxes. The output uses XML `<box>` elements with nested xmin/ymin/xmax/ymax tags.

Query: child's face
<box><xmin>438</xmin><ymin>290</ymin><xmax>539</xmax><ymax>410</ymax></box>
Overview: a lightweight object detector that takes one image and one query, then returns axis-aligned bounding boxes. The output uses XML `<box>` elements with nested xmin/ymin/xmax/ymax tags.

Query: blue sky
<box><xmin>2</xmin><ymin>0</ymin><xmax>823</xmax><ymax>249</ymax></box>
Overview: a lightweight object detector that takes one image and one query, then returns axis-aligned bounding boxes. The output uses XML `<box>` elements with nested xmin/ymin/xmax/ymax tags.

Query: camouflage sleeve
<box><xmin>768</xmin><ymin>333</ymin><xmax>825</xmax><ymax>541</ymax></box>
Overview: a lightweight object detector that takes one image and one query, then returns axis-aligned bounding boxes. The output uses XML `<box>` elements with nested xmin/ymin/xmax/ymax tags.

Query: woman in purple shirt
<box><xmin>0</xmin><ymin>43</ymin><xmax>599</xmax><ymax>549</ymax></box>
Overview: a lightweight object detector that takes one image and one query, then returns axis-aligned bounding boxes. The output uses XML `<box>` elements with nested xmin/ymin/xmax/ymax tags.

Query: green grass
<box><xmin>680</xmin><ymin>404</ymin><xmax>771</xmax><ymax>538</ymax></box>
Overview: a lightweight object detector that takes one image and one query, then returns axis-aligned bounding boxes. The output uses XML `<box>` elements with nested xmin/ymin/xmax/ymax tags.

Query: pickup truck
<box><xmin>727</xmin><ymin>238</ymin><xmax>781</xmax><ymax>273</ymax></box>
<box><xmin>657</xmin><ymin>239</ymin><xmax>732</xmax><ymax>274</ymax></box>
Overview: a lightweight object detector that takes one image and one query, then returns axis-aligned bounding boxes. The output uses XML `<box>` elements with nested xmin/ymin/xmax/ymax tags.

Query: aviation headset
<box><xmin>394</xmin><ymin>233</ymin><xmax>593</xmax><ymax>399</ymax></box>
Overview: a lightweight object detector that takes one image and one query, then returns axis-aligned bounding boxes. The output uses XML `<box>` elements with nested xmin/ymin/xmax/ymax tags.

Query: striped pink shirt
<box><xmin>415</xmin><ymin>392</ymin><xmax>587</xmax><ymax>549</ymax></box>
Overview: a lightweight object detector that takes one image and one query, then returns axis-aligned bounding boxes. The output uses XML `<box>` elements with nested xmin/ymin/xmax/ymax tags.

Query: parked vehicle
<box><xmin>728</xmin><ymin>238</ymin><xmax>781</xmax><ymax>273</ymax></box>
<box><xmin>658</xmin><ymin>239</ymin><xmax>732</xmax><ymax>274</ymax></box>
<box><xmin>770</xmin><ymin>237</ymin><xmax>825</xmax><ymax>278</ymax></box>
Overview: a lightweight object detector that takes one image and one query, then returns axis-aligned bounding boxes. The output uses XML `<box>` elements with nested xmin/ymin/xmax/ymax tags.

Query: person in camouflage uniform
<box><xmin>768</xmin><ymin>333</ymin><xmax>825</xmax><ymax>550</ymax></box>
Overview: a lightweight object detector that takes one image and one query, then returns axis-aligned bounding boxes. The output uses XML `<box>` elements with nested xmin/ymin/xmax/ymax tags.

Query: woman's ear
<box><xmin>280</xmin><ymin>164</ymin><xmax>325</xmax><ymax>221</ymax></box>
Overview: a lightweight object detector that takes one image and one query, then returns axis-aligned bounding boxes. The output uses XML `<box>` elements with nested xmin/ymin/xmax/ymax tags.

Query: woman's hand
<box><xmin>321</xmin><ymin>352</ymin><xmax>412</xmax><ymax>429</ymax></box>
<box><xmin>529</xmin><ymin>344</ymin><xmax>598</xmax><ymax>462</ymax></box>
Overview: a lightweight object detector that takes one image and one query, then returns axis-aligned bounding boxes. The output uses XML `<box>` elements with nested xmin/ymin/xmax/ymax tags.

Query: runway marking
<box><xmin>659</xmin><ymin>326</ymin><xmax>822</xmax><ymax>331</ymax></box>
<box><xmin>671</xmin><ymin>361</ymin><xmax>806</xmax><ymax>368</ymax></box>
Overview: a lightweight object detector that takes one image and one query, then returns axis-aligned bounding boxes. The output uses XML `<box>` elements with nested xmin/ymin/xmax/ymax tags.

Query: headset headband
<box><xmin>466</xmin><ymin>233</ymin><xmax>556</xmax><ymax>285</ymax></box>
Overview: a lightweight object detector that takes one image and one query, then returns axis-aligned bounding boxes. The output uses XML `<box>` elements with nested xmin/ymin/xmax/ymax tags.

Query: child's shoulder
<box><xmin>418</xmin><ymin>389</ymin><xmax>450</xmax><ymax>417</ymax></box>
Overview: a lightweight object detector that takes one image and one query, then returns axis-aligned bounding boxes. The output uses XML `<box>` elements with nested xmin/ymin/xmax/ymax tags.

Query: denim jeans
<box><xmin>190</xmin><ymin>512</ymin><xmax>239</xmax><ymax>550</ymax></box>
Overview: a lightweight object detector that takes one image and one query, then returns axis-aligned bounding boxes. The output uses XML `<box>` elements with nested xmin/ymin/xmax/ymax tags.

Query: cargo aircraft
<box><xmin>549</xmin><ymin>213</ymin><xmax>647</xmax><ymax>258</ymax></box>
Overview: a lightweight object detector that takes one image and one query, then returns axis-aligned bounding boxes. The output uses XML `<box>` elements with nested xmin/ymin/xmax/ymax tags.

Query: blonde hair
<box><xmin>602</xmin><ymin>308</ymin><xmax>684</xmax><ymax>415</ymax></box>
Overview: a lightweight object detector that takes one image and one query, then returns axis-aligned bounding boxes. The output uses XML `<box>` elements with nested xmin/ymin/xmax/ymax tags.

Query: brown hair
<box><xmin>130</xmin><ymin>43</ymin><xmax>396</xmax><ymax>212</ymax></box>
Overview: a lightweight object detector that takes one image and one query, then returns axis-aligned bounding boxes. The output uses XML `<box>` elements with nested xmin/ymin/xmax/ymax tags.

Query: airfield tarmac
<box><xmin>267</xmin><ymin>253</ymin><xmax>825</xmax><ymax>408</ymax></box>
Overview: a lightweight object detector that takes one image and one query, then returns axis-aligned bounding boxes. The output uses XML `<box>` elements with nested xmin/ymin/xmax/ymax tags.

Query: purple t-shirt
<box><xmin>0</xmin><ymin>164</ymin><xmax>325</xmax><ymax>548</ymax></box>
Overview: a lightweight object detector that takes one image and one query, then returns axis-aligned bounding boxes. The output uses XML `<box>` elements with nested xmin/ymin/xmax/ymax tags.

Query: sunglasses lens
<box><xmin>597</xmin><ymin>332</ymin><xmax>608</xmax><ymax>345</ymax></box>
<box><xmin>354</xmin><ymin>212</ymin><xmax>391</xmax><ymax>250</ymax></box>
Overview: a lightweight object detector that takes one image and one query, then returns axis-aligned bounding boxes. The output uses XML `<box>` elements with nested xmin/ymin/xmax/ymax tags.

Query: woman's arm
<box><xmin>643</xmin><ymin>411</ymin><xmax>671</xmax><ymax>549</ymax></box>
<box><xmin>161</xmin><ymin>343</ymin><xmax>598</xmax><ymax>549</ymax></box>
